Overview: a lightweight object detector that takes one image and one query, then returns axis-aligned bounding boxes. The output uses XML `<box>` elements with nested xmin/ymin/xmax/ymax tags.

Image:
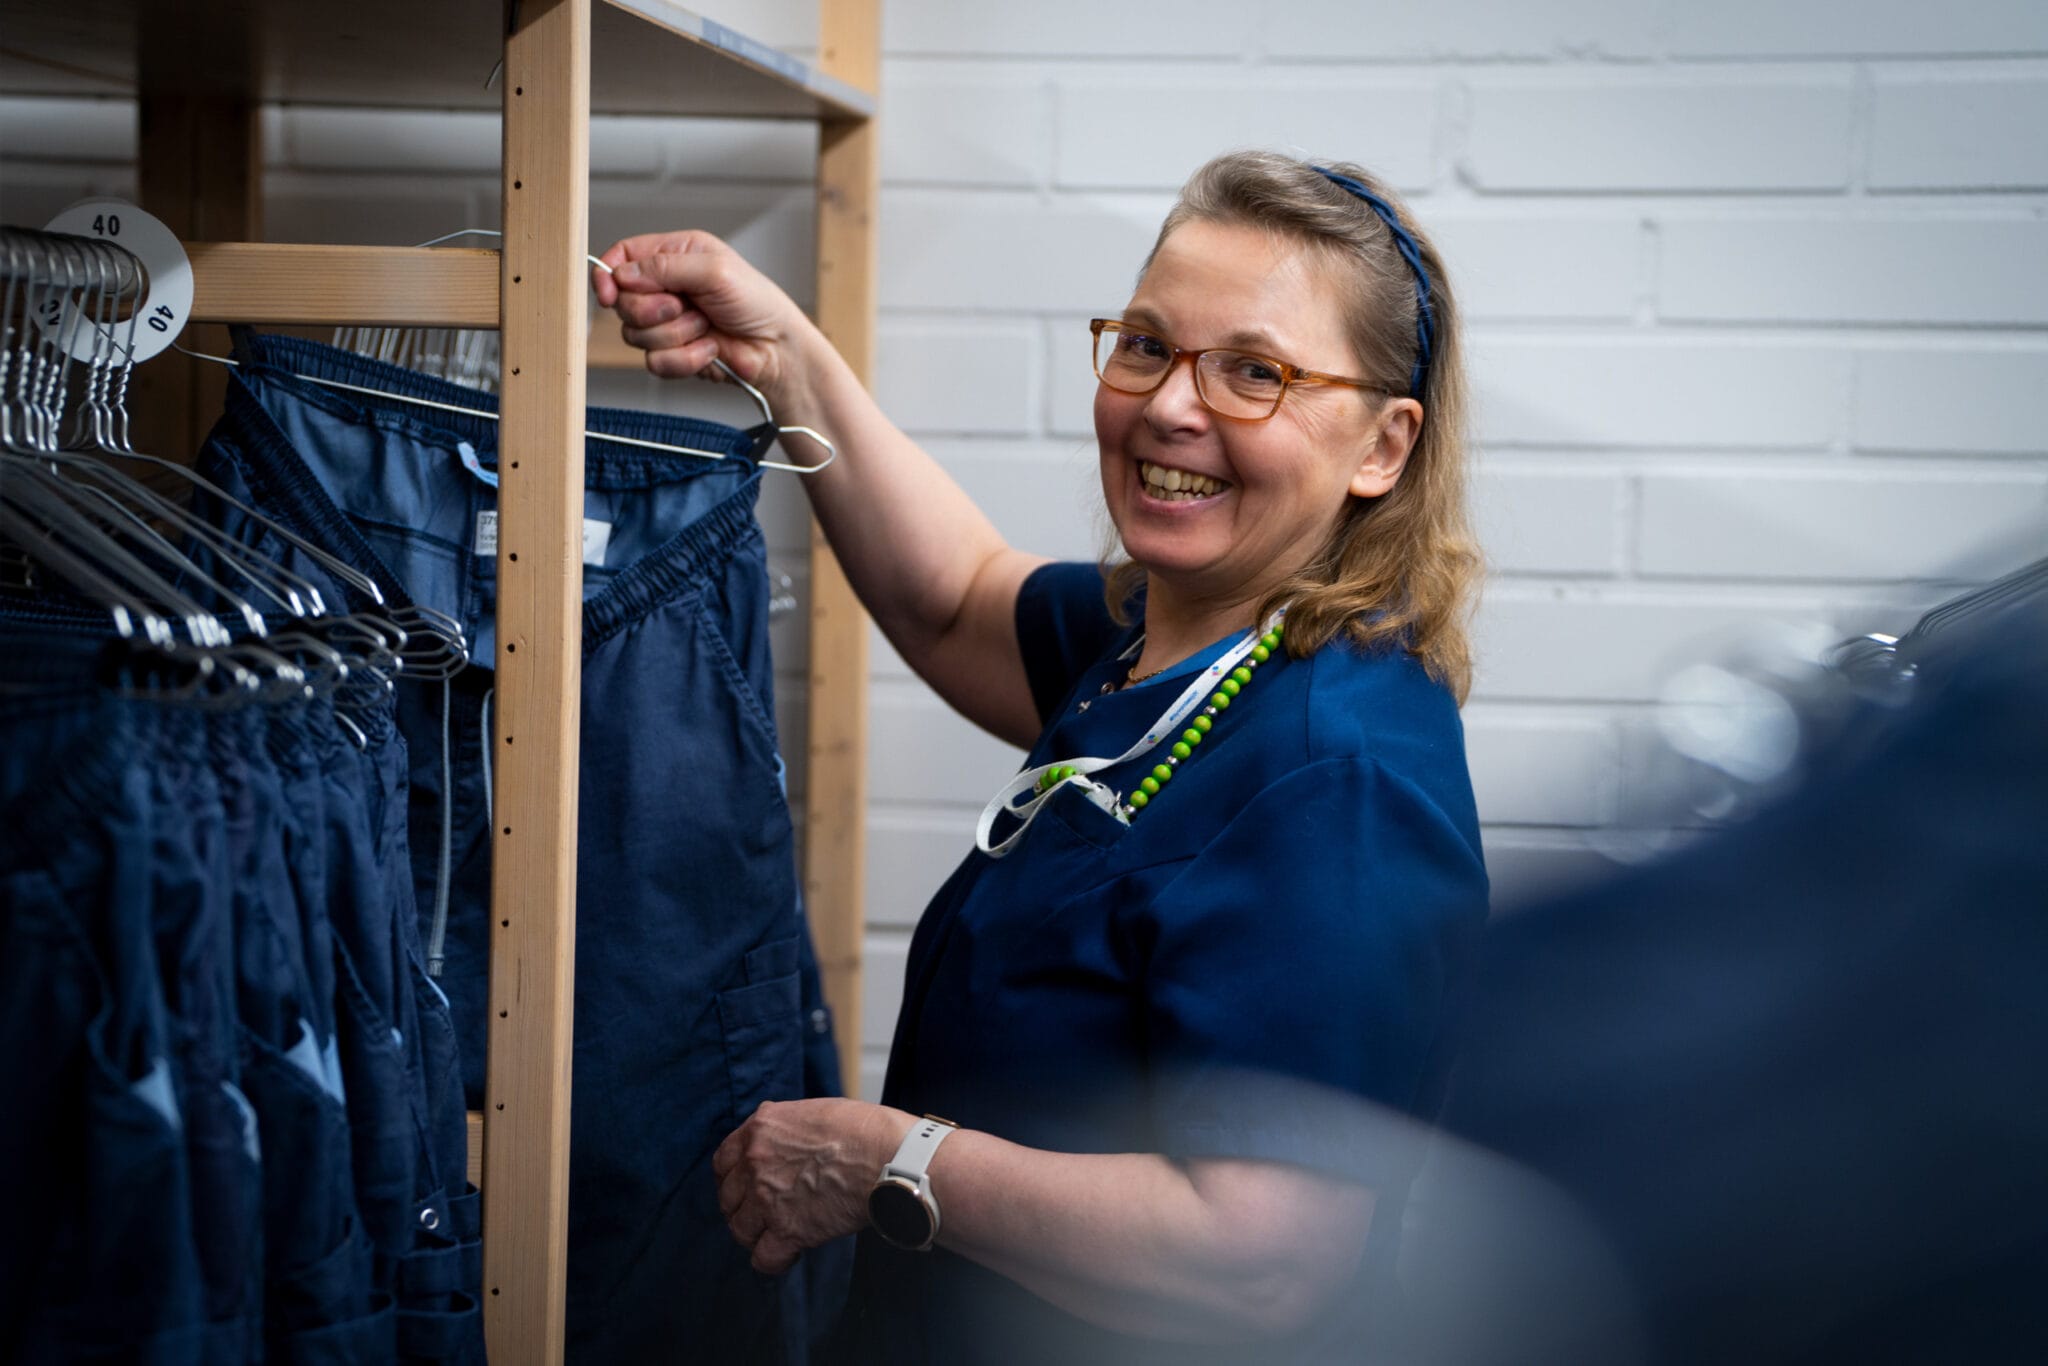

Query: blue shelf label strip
<box><xmin>702</xmin><ymin>18</ymin><xmax>811</xmax><ymax>88</ymax></box>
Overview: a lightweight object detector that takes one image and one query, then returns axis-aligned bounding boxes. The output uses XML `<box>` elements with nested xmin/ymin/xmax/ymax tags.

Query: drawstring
<box><xmin>480</xmin><ymin>687</ymin><xmax>494</xmax><ymax>828</ymax></box>
<box><xmin>426</xmin><ymin>677</ymin><xmax>454</xmax><ymax>977</ymax></box>
<box><xmin>424</xmin><ymin>681</ymin><xmax>492</xmax><ymax>979</ymax></box>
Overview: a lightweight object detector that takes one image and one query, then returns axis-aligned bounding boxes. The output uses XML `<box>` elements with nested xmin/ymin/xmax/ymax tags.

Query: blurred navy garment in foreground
<box><xmin>1432</xmin><ymin>588</ymin><xmax>2048</xmax><ymax>1365</ymax></box>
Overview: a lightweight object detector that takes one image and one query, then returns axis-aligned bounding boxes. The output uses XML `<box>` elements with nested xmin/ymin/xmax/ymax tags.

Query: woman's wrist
<box><xmin>759</xmin><ymin>313</ymin><xmax>857</xmax><ymax>436</ymax></box>
<box><xmin>866</xmin><ymin>1104</ymin><xmax>921</xmax><ymax>1170</ymax></box>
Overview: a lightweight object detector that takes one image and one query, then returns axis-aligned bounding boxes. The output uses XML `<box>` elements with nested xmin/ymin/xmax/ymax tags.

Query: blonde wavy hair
<box><xmin>1102</xmin><ymin>150</ymin><xmax>1481</xmax><ymax>702</ymax></box>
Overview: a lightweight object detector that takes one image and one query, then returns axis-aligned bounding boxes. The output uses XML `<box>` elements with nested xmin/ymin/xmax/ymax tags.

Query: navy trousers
<box><xmin>193</xmin><ymin>331</ymin><xmax>843</xmax><ymax>1363</ymax></box>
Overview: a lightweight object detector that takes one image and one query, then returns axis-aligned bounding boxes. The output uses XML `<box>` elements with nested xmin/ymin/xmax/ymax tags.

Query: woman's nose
<box><xmin>1144</xmin><ymin>354</ymin><xmax>1209</xmax><ymax>429</ymax></box>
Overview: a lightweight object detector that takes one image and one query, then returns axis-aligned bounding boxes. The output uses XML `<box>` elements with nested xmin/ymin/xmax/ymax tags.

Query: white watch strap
<box><xmin>885</xmin><ymin>1115</ymin><xmax>957</xmax><ymax>1182</ymax></box>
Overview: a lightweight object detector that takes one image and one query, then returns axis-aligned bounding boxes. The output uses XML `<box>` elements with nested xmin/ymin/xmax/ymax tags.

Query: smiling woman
<box><xmin>594</xmin><ymin>148</ymin><xmax>1488</xmax><ymax>1366</ymax></box>
<box><xmin>1098</xmin><ymin>154</ymin><xmax>1478</xmax><ymax>704</ymax></box>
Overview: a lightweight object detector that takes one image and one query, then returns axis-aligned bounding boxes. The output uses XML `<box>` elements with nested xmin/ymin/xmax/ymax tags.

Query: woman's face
<box><xmin>1095</xmin><ymin>219</ymin><xmax>1404</xmax><ymax>614</ymax></box>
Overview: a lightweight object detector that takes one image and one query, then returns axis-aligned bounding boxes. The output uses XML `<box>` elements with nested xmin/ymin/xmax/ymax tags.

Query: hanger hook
<box><xmin>709</xmin><ymin>357</ymin><xmax>837</xmax><ymax>474</ymax></box>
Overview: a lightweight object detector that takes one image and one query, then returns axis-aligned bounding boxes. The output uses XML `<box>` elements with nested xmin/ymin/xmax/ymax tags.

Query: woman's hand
<box><xmin>712</xmin><ymin>1098</ymin><xmax>913</xmax><ymax>1275</ymax></box>
<box><xmin>591</xmin><ymin>230</ymin><xmax>816</xmax><ymax>401</ymax></box>
<box><xmin>593</xmin><ymin>230</ymin><xmax>1047</xmax><ymax>747</ymax></box>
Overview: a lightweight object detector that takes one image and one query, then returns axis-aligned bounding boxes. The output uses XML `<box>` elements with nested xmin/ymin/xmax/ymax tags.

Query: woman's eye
<box><xmin>1228</xmin><ymin>354</ymin><xmax>1283</xmax><ymax>386</ymax></box>
<box><xmin>1120</xmin><ymin>331</ymin><xmax>1169</xmax><ymax>361</ymax></box>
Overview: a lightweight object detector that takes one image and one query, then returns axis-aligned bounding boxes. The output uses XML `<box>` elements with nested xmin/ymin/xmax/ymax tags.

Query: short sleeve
<box><xmin>1139</xmin><ymin>756</ymin><xmax>1487</xmax><ymax>1183</ymax></box>
<box><xmin>1014</xmin><ymin>561</ymin><xmax>1128</xmax><ymax>724</ymax></box>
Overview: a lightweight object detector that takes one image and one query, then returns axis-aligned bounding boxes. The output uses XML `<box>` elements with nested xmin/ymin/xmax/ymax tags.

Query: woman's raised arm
<box><xmin>595</xmin><ymin>231</ymin><xmax>1050</xmax><ymax>748</ymax></box>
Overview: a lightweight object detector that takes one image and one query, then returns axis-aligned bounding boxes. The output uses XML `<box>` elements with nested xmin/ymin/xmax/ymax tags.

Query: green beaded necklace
<box><xmin>1033</xmin><ymin>619</ymin><xmax>1286</xmax><ymax>820</ymax></box>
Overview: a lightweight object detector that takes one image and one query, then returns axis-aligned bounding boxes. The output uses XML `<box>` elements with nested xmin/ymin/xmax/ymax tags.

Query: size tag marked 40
<box><xmin>38</xmin><ymin>199</ymin><xmax>194</xmax><ymax>365</ymax></box>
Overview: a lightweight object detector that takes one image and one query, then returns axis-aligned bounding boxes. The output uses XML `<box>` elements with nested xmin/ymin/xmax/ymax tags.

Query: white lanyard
<box><xmin>975</xmin><ymin>607</ymin><xmax>1285</xmax><ymax>858</ymax></box>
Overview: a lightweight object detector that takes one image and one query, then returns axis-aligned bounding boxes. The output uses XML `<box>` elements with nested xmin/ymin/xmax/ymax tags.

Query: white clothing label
<box><xmin>475</xmin><ymin>510</ymin><xmax>610</xmax><ymax>565</ymax></box>
<box><xmin>582</xmin><ymin>518</ymin><xmax>613</xmax><ymax>567</ymax></box>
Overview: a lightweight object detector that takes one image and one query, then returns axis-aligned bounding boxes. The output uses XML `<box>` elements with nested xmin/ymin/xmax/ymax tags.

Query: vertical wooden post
<box><xmin>811</xmin><ymin>0</ymin><xmax>879</xmax><ymax>1093</ymax></box>
<box><xmin>484</xmin><ymin>0</ymin><xmax>588</xmax><ymax>1359</ymax></box>
<box><xmin>133</xmin><ymin>84</ymin><xmax>260</xmax><ymax>463</ymax></box>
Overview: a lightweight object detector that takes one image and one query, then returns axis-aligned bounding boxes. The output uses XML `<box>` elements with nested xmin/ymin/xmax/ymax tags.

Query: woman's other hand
<box><xmin>592</xmin><ymin>230</ymin><xmax>813</xmax><ymax>400</ymax></box>
<box><xmin>713</xmin><ymin>1098</ymin><xmax>913</xmax><ymax>1275</ymax></box>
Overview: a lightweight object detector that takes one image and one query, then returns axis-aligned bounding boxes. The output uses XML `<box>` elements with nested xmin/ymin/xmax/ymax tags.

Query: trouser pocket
<box><xmin>718</xmin><ymin>965</ymin><xmax>803</xmax><ymax>1126</ymax></box>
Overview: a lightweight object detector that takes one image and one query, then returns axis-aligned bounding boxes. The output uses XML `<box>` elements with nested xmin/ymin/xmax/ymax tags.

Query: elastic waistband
<box><xmin>582</xmin><ymin>475</ymin><xmax>765</xmax><ymax>650</ymax></box>
<box><xmin>233</xmin><ymin>329</ymin><xmax>764</xmax><ymax>474</ymax></box>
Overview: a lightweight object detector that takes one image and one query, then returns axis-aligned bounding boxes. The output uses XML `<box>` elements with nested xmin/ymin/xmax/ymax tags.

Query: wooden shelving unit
<box><xmin>0</xmin><ymin>1</ymin><xmax>877</xmax><ymax>1359</ymax></box>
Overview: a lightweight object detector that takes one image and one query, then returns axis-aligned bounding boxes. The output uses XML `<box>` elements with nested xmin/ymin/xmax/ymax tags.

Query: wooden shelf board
<box><xmin>189</xmin><ymin>242</ymin><xmax>500</xmax><ymax>327</ymax></box>
<box><xmin>0</xmin><ymin>0</ymin><xmax>873</xmax><ymax>119</ymax></box>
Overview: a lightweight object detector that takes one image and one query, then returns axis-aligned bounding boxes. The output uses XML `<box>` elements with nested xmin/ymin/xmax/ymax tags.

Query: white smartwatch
<box><xmin>867</xmin><ymin>1114</ymin><xmax>958</xmax><ymax>1251</ymax></box>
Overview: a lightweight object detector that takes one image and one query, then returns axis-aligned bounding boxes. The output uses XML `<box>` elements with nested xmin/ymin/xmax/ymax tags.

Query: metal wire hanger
<box><xmin>175</xmin><ymin>228</ymin><xmax>837</xmax><ymax>475</ymax></box>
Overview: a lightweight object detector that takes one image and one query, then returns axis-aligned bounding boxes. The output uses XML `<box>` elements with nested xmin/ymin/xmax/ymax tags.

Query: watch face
<box><xmin>869</xmin><ymin>1177</ymin><xmax>935</xmax><ymax>1250</ymax></box>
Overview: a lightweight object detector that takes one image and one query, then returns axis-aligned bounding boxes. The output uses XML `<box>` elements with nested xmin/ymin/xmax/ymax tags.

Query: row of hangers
<box><xmin>1</xmin><ymin>222</ymin><xmax>466</xmax><ymax>741</ymax></box>
<box><xmin>3</xmin><ymin>217</ymin><xmax>823</xmax><ymax>733</ymax></box>
<box><xmin>185</xmin><ymin>228</ymin><xmax>838</xmax><ymax>476</ymax></box>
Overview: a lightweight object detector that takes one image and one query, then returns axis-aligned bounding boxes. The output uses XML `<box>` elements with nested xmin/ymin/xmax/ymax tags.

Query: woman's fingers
<box><xmin>592</xmin><ymin>230</ymin><xmax>717</xmax><ymax>305</ymax></box>
<box><xmin>716</xmin><ymin>1158</ymin><xmax>749</xmax><ymax>1219</ymax></box>
<box><xmin>751</xmin><ymin>1234</ymin><xmax>801</xmax><ymax>1276</ymax></box>
<box><xmin>642</xmin><ymin>336</ymin><xmax>723</xmax><ymax>380</ymax></box>
<box><xmin>610</xmin><ymin>289</ymin><xmax>683</xmax><ymax>329</ymax></box>
<box><xmin>725</xmin><ymin>1190</ymin><xmax>770</xmax><ymax>1248</ymax></box>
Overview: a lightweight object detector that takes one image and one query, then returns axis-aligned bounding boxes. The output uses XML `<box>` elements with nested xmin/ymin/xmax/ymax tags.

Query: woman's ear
<box><xmin>1350</xmin><ymin>397</ymin><xmax>1423</xmax><ymax>499</ymax></box>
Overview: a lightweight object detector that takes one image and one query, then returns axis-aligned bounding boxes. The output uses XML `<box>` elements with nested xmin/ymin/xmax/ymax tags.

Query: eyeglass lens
<box><xmin>1093</xmin><ymin>325</ymin><xmax>1285</xmax><ymax>420</ymax></box>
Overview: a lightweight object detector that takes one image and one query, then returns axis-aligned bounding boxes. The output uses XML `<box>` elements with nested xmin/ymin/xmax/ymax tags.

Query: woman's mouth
<box><xmin>1138</xmin><ymin>460</ymin><xmax>1230</xmax><ymax>503</ymax></box>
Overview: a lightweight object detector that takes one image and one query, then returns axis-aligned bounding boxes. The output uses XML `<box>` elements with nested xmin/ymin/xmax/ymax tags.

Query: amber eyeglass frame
<box><xmin>1089</xmin><ymin>318</ymin><xmax>1380</xmax><ymax>422</ymax></box>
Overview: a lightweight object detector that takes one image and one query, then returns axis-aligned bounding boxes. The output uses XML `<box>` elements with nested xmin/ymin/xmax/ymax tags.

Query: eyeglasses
<box><xmin>1089</xmin><ymin>318</ymin><xmax>1379</xmax><ymax>422</ymax></box>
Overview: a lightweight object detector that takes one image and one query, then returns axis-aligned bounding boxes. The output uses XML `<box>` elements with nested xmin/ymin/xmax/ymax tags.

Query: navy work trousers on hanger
<box><xmin>192</xmin><ymin>330</ymin><xmax>844</xmax><ymax>1364</ymax></box>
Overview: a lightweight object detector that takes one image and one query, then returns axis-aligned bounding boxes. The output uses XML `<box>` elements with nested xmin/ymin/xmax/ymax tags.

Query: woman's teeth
<box><xmin>1139</xmin><ymin>461</ymin><xmax>1227</xmax><ymax>502</ymax></box>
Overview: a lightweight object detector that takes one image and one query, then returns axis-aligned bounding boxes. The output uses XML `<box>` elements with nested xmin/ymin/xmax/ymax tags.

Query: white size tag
<box><xmin>478</xmin><ymin>510</ymin><xmax>609</xmax><ymax>565</ymax></box>
<box><xmin>582</xmin><ymin>518</ymin><xmax>612</xmax><ymax>567</ymax></box>
<box><xmin>39</xmin><ymin>199</ymin><xmax>193</xmax><ymax>365</ymax></box>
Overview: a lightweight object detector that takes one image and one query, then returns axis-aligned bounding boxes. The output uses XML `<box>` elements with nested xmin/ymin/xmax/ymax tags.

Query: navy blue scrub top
<box><xmin>848</xmin><ymin>562</ymin><xmax>1490</xmax><ymax>1366</ymax></box>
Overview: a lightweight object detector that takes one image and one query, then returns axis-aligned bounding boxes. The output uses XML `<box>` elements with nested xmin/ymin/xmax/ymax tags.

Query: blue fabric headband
<box><xmin>1313</xmin><ymin>166</ymin><xmax>1436</xmax><ymax>398</ymax></box>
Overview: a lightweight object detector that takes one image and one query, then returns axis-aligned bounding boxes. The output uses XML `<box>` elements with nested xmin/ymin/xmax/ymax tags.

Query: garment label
<box><xmin>474</xmin><ymin>510</ymin><xmax>610</xmax><ymax>566</ymax></box>
<box><xmin>582</xmin><ymin>518</ymin><xmax>612</xmax><ymax>567</ymax></box>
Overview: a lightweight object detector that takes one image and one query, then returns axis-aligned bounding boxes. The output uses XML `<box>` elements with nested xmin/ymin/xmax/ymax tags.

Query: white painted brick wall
<box><xmin>1658</xmin><ymin>216</ymin><xmax>2048</xmax><ymax>325</ymax></box>
<box><xmin>1470</xmin><ymin>468</ymin><xmax>1627</xmax><ymax>575</ymax></box>
<box><xmin>1853</xmin><ymin>348</ymin><xmax>2048</xmax><ymax>455</ymax></box>
<box><xmin>878</xmin><ymin>190</ymin><xmax>1164</xmax><ymax>313</ymax></box>
<box><xmin>1638</xmin><ymin>470</ymin><xmax>2048</xmax><ymax>581</ymax></box>
<box><xmin>1463</xmin><ymin>710</ymin><xmax>1619</xmax><ymax>827</ymax></box>
<box><xmin>881</xmin><ymin>72</ymin><xmax>1048</xmax><ymax>187</ymax></box>
<box><xmin>1461</xmin><ymin>73</ymin><xmax>1856</xmax><ymax>192</ymax></box>
<box><xmin>874</xmin><ymin>323</ymin><xmax>1041</xmax><ymax>434</ymax></box>
<box><xmin>1263</xmin><ymin>0</ymin><xmax>1654</xmax><ymax>62</ymax></box>
<box><xmin>1051</xmin><ymin>75</ymin><xmax>1438</xmax><ymax>192</ymax></box>
<box><xmin>9</xmin><ymin>0</ymin><xmax>2048</xmax><ymax>1100</ymax></box>
<box><xmin>1868</xmin><ymin>70</ymin><xmax>2048</xmax><ymax>190</ymax></box>
<box><xmin>1470</xmin><ymin>339</ymin><xmax>1850</xmax><ymax>449</ymax></box>
<box><xmin>1666</xmin><ymin>1</ymin><xmax>2048</xmax><ymax>59</ymax></box>
<box><xmin>1428</xmin><ymin>214</ymin><xmax>1644</xmax><ymax>322</ymax></box>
